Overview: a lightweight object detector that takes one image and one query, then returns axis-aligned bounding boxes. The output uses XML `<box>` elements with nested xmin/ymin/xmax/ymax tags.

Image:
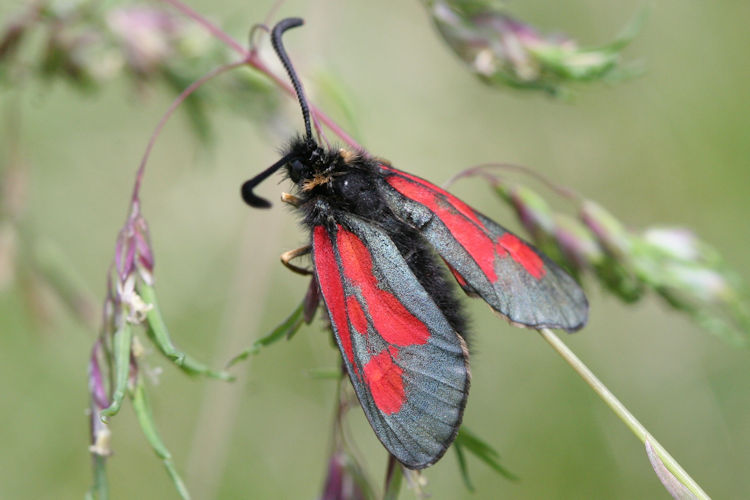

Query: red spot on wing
<box><xmin>346</xmin><ymin>295</ymin><xmax>368</xmax><ymax>335</ymax></box>
<box><xmin>336</xmin><ymin>228</ymin><xmax>430</xmax><ymax>346</ymax></box>
<box><xmin>313</xmin><ymin>226</ymin><xmax>356</xmax><ymax>366</ymax></box>
<box><xmin>386</xmin><ymin>174</ymin><xmax>501</xmax><ymax>282</ymax></box>
<box><xmin>363</xmin><ymin>350</ymin><xmax>405</xmax><ymax>414</ymax></box>
<box><xmin>497</xmin><ymin>233</ymin><xmax>546</xmax><ymax>279</ymax></box>
<box><xmin>445</xmin><ymin>261</ymin><xmax>468</xmax><ymax>288</ymax></box>
<box><xmin>381</xmin><ymin>166</ymin><xmax>484</xmax><ymax>228</ymax></box>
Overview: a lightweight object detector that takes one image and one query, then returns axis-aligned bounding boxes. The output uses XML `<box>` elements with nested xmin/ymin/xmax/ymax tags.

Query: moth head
<box><xmin>241</xmin><ymin>17</ymin><xmax>318</xmax><ymax>209</ymax></box>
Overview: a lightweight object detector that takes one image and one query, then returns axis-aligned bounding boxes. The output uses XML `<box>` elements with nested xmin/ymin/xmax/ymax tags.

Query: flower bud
<box><xmin>580</xmin><ymin>200</ymin><xmax>632</xmax><ymax>258</ymax></box>
<box><xmin>497</xmin><ymin>183</ymin><xmax>556</xmax><ymax>240</ymax></box>
<box><xmin>320</xmin><ymin>452</ymin><xmax>370</xmax><ymax>500</ymax></box>
<box><xmin>553</xmin><ymin>214</ymin><xmax>604</xmax><ymax>269</ymax></box>
<box><xmin>107</xmin><ymin>6</ymin><xmax>180</xmax><ymax>75</ymax></box>
<box><xmin>425</xmin><ymin>0</ymin><xmax>642</xmax><ymax>95</ymax></box>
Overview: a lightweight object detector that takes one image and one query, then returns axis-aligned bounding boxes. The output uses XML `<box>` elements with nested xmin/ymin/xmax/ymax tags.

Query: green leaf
<box><xmin>227</xmin><ymin>301</ymin><xmax>305</xmax><ymax>367</ymax></box>
<box><xmin>453</xmin><ymin>426</ymin><xmax>518</xmax><ymax>491</ymax></box>
<box><xmin>453</xmin><ymin>437</ymin><xmax>474</xmax><ymax>491</ymax></box>
<box><xmin>139</xmin><ymin>282</ymin><xmax>233</xmax><ymax>381</ymax></box>
<box><xmin>100</xmin><ymin>322</ymin><xmax>133</xmax><ymax>420</ymax></box>
<box><xmin>130</xmin><ymin>374</ymin><xmax>191</xmax><ymax>500</ymax></box>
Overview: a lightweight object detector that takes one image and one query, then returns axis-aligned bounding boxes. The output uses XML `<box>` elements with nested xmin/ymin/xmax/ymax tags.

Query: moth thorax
<box><xmin>301</xmin><ymin>173</ymin><xmax>333</xmax><ymax>191</ymax></box>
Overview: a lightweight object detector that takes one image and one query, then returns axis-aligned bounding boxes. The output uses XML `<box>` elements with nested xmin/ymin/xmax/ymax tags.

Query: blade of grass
<box><xmin>130</xmin><ymin>374</ymin><xmax>191</xmax><ymax>500</ymax></box>
<box><xmin>227</xmin><ymin>301</ymin><xmax>304</xmax><ymax>367</ymax></box>
<box><xmin>139</xmin><ymin>282</ymin><xmax>233</xmax><ymax>380</ymax></box>
<box><xmin>100</xmin><ymin>323</ymin><xmax>133</xmax><ymax>420</ymax></box>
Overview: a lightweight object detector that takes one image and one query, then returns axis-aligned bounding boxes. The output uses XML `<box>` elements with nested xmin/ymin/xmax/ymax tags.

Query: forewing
<box><xmin>377</xmin><ymin>165</ymin><xmax>588</xmax><ymax>332</ymax></box>
<box><xmin>312</xmin><ymin>212</ymin><xmax>470</xmax><ymax>469</ymax></box>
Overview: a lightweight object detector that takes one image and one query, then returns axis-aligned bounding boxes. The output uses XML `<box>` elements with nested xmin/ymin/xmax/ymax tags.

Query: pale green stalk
<box><xmin>538</xmin><ymin>328</ymin><xmax>709</xmax><ymax>499</ymax></box>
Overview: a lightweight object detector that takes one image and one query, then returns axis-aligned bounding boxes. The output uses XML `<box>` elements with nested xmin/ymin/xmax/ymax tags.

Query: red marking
<box><xmin>382</xmin><ymin>166</ymin><xmax>485</xmax><ymax>228</ymax></box>
<box><xmin>363</xmin><ymin>350</ymin><xmax>405</xmax><ymax>414</ymax></box>
<box><xmin>346</xmin><ymin>296</ymin><xmax>368</xmax><ymax>335</ymax></box>
<box><xmin>313</xmin><ymin>226</ymin><xmax>356</xmax><ymax>367</ymax></box>
<box><xmin>387</xmin><ymin>175</ymin><xmax>500</xmax><ymax>282</ymax></box>
<box><xmin>336</xmin><ymin>228</ymin><xmax>430</xmax><ymax>346</ymax></box>
<box><xmin>497</xmin><ymin>233</ymin><xmax>546</xmax><ymax>279</ymax></box>
<box><xmin>445</xmin><ymin>261</ymin><xmax>468</xmax><ymax>288</ymax></box>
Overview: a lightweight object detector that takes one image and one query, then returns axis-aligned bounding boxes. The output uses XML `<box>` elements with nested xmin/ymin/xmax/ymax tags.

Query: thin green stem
<box><xmin>100</xmin><ymin>323</ymin><xmax>133</xmax><ymax>420</ymax></box>
<box><xmin>537</xmin><ymin>328</ymin><xmax>710</xmax><ymax>499</ymax></box>
<box><xmin>383</xmin><ymin>455</ymin><xmax>403</xmax><ymax>500</ymax></box>
<box><xmin>87</xmin><ymin>454</ymin><xmax>109</xmax><ymax>500</ymax></box>
<box><xmin>131</xmin><ymin>374</ymin><xmax>191</xmax><ymax>500</ymax></box>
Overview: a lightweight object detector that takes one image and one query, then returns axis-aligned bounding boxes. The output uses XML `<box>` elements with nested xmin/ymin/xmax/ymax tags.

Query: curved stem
<box><xmin>538</xmin><ymin>328</ymin><xmax>710</xmax><ymax>499</ymax></box>
<box><xmin>160</xmin><ymin>0</ymin><xmax>246</xmax><ymax>56</ymax></box>
<box><xmin>131</xmin><ymin>59</ymin><xmax>246</xmax><ymax>203</ymax></box>
<box><xmin>444</xmin><ymin>163</ymin><xmax>580</xmax><ymax>201</ymax></box>
<box><xmin>243</xmin><ymin>53</ymin><xmax>363</xmax><ymax>150</ymax></box>
<box><xmin>160</xmin><ymin>0</ymin><xmax>363</xmax><ymax>151</ymax></box>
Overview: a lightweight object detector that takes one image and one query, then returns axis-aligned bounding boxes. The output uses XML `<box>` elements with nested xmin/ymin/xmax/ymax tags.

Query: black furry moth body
<box><xmin>241</xmin><ymin>18</ymin><xmax>588</xmax><ymax>469</ymax></box>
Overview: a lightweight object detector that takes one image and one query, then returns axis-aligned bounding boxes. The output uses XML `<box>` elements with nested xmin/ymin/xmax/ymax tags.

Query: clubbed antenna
<box><xmin>271</xmin><ymin>17</ymin><xmax>312</xmax><ymax>140</ymax></box>
<box><xmin>241</xmin><ymin>17</ymin><xmax>312</xmax><ymax>208</ymax></box>
<box><xmin>241</xmin><ymin>152</ymin><xmax>296</xmax><ymax>208</ymax></box>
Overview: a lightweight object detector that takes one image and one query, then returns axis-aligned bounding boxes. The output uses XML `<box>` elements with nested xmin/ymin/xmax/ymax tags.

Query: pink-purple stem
<box><xmin>131</xmin><ymin>0</ymin><xmax>364</xmax><ymax>205</ymax></box>
<box><xmin>445</xmin><ymin>163</ymin><xmax>580</xmax><ymax>201</ymax></box>
<box><xmin>89</xmin><ymin>340</ymin><xmax>110</xmax><ymax>409</ymax></box>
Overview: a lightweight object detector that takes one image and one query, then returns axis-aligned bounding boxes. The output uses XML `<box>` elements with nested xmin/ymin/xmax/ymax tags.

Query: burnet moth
<box><xmin>241</xmin><ymin>18</ymin><xmax>588</xmax><ymax>469</ymax></box>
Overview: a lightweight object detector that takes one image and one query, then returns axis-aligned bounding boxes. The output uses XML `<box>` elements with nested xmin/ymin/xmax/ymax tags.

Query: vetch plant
<box><xmin>86</xmin><ymin>193</ymin><xmax>232</xmax><ymax>499</ymax></box>
<box><xmin>422</xmin><ymin>0</ymin><xmax>646</xmax><ymax>96</ymax></box>
<box><xmin>447</xmin><ymin>165</ymin><xmax>749</xmax><ymax>346</ymax></box>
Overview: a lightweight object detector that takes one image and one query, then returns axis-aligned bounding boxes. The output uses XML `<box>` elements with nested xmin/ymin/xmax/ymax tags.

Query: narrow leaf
<box><xmin>453</xmin><ymin>438</ymin><xmax>474</xmax><ymax>491</ymax></box>
<box><xmin>139</xmin><ymin>282</ymin><xmax>233</xmax><ymax>381</ymax></box>
<box><xmin>100</xmin><ymin>323</ymin><xmax>133</xmax><ymax>420</ymax></box>
<box><xmin>130</xmin><ymin>375</ymin><xmax>191</xmax><ymax>500</ymax></box>
<box><xmin>228</xmin><ymin>301</ymin><xmax>305</xmax><ymax>367</ymax></box>
<box><xmin>453</xmin><ymin>427</ymin><xmax>518</xmax><ymax>482</ymax></box>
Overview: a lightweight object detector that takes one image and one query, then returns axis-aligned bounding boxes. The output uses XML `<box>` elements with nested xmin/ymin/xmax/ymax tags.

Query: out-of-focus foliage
<box><xmin>476</xmin><ymin>174</ymin><xmax>750</xmax><ymax>346</ymax></box>
<box><xmin>0</xmin><ymin>0</ymin><xmax>279</xmax><ymax>140</ymax></box>
<box><xmin>86</xmin><ymin>199</ymin><xmax>231</xmax><ymax>498</ymax></box>
<box><xmin>423</xmin><ymin>0</ymin><xmax>644</xmax><ymax>96</ymax></box>
<box><xmin>453</xmin><ymin>427</ymin><xmax>517</xmax><ymax>491</ymax></box>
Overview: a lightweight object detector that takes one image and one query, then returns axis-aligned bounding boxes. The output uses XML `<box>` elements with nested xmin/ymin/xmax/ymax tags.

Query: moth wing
<box><xmin>312</xmin><ymin>212</ymin><xmax>470</xmax><ymax>469</ymax></box>
<box><xmin>377</xmin><ymin>166</ymin><xmax>588</xmax><ymax>332</ymax></box>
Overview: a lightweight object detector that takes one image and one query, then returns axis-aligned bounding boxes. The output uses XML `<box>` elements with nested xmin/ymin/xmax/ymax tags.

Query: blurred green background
<box><xmin>1</xmin><ymin>0</ymin><xmax>749</xmax><ymax>498</ymax></box>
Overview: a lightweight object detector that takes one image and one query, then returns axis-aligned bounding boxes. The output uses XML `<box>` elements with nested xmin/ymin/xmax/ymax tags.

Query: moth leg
<box><xmin>280</xmin><ymin>192</ymin><xmax>303</xmax><ymax>207</ymax></box>
<box><xmin>281</xmin><ymin>245</ymin><xmax>312</xmax><ymax>275</ymax></box>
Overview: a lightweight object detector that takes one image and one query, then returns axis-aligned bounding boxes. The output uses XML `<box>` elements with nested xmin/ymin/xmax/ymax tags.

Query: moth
<box><xmin>241</xmin><ymin>17</ymin><xmax>588</xmax><ymax>469</ymax></box>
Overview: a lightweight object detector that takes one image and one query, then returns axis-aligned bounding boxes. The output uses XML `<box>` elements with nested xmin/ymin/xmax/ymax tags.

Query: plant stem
<box><xmin>131</xmin><ymin>60</ymin><xmax>246</xmax><ymax>203</ymax></box>
<box><xmin>384</xmin><ymin>455</ymin><xmax>403</xmax><ymax>500</ymax></box>
<box><xmin>88</xmin><ymin>454</ymin><xmax>109</xmax><ymax>500</ymax></box>
<box><xmin>537</xmin><ymin>328</ymin><xmax>710</xmax><ymax>499</ymax></box>
<box><xmin>160</xmin><ymin>0</ymin><xmax>364</xmax><ymax>151</ymax></box>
